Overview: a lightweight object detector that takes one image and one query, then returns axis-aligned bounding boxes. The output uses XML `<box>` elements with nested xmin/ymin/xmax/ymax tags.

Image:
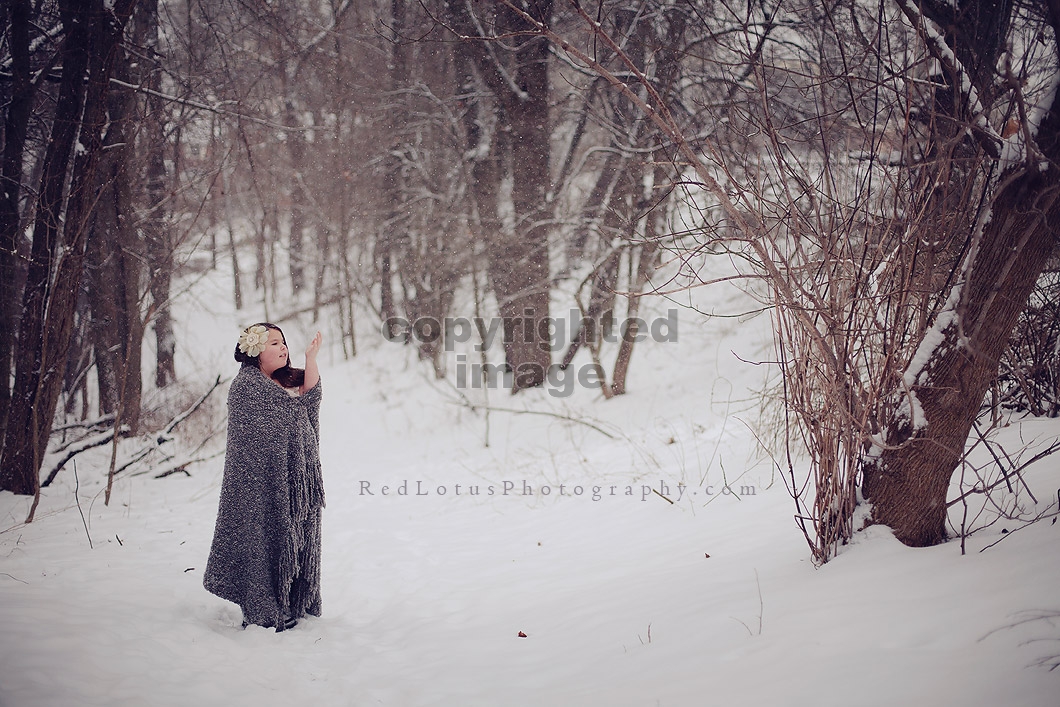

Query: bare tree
<box><xmin>443</xmin><ymin>0</ymin><xmax>554</xmax><ymax>390</ymax></box>
<box><xmin>861</xmin><ymin>0</ymin><xmax>1060</xmax><ymax>546</ymax></box>
<box><xmin>513</xmin><ymin>0</ymin><xmax>1060</xmax><ymax>559</ymax></box>
<box><xmin>136</xmin><ymin>0</ymin><xmax>178</xmax><ymax>388</ymax></box>
<box><xmin>84</xmin><ymin>36</ymin><xmax>144</xmax><ymax>435</ymax></box>
<box><xmin>0</xmin><ymin>0</ymin><xmax>46</xmax><ymax>438</ymax></box>
<box><xmin>1</xmin><ymin>0</ymin><xmax>138</xmax><ymax>502</ymax></box>
<box><xmin>552</xmin><ymin>3</ymin><xmax>689</xmax><ymax>397</ymax></box>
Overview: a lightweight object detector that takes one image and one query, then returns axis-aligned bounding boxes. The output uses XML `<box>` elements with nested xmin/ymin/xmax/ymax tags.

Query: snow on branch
<box><xmin>40</xmin><ymin>376</ymin><xmax>226</xmax><ymax>489</ymax></box>
<box><xmin>162</xmin><ymin>375</ymin><xmax>224</xmax><ymax>436</ymax></box>
<box><xmin>41</xmin><ymin>425</ymin><xmax>132</xmax><ymax>488</ymax></box>
<box><xmin>895</xmin><ymin>0</ymin><xmax>1004</xmax><ymax>158</ymax></box>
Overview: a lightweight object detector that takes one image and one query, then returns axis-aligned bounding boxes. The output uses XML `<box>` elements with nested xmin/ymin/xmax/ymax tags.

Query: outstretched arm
<box><xmin>301</xmin><ymin>331</ymin><xmax>322</xmax><ymax>394</ymax></box>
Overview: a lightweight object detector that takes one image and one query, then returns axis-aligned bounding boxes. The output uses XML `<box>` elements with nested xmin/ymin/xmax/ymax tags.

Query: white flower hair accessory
<box><xmin>238</xmin><ymin>324</ymin><xmax>269</xmax><ymax>357</ymax></box>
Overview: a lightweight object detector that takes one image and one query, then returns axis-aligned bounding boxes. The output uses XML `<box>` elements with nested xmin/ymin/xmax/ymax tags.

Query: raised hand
<box><xmin>305</xmin><ymin>331</ymin><xmax>323</xmax><ymax>360</ymax></box>
<box><xmin>302</xmin><ymin>331</ymin><xmax>322</xmax><ymax>393</ymax></box>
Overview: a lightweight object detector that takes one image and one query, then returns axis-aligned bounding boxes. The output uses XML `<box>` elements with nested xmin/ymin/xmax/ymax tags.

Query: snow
<box><xmin>894</xmin><ymin>387</ymin><xmax>926</xmax><ymax>432</ymax></box>
<box><xmin>904</xmin><ymin>281</ymin><xmax>963</xmax><ymax>390</ymax></box>
<box><xmin>1</xmin><ymin>266</ymin><xmax>1059</xmax><ymax>707</ymax></box>
<box><xmin>1029</xmin><ymin>70</ymin><xmax>1060</xmax><ymax>154</ymax></box>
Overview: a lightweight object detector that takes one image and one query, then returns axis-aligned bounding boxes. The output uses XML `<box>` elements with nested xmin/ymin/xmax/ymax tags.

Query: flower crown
<box><xmin>238</xmin><ymin>324</ymin><xmax>269</xmax><ymax>357</ymax></box>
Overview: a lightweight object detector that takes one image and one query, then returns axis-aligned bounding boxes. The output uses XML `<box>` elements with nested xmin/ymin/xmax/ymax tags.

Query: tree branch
<box><xmin>894</xmin><ymin>0</ymin><xmax>1003</xmax><ymax>158</ymax></box>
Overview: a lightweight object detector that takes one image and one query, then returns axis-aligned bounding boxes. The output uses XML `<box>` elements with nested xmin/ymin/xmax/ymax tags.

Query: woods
<box><xmin>1</xmin><ymin>0</ymin><xmax>1058</xmax><ymax>561</ymax></box>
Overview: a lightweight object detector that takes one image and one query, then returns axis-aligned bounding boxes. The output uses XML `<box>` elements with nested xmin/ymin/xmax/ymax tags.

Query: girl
<box><xmin>204</xmin><ymin>323</ymin><xmax>324</xmax><ymax>631</ymax></box>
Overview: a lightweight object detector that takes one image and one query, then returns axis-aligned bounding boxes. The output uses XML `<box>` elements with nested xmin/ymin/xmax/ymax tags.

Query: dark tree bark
<box><xmin>862</xmin><ymin>140</ymin><xmax>1060</xmax><ymax>544</ymax></box>
<box><xmin>496</xmin><ymin>1</ymin><xmax>552</xmax><ymax>390</ymax></box>
<box><xmin>0</xmin><ymin>0</ymin><xmax>93</xmax><ymax>496</ymax></box>
<box><xmin>0</xmin><ymin>0</ymin><xmax>36</xmax><ymax>440</ymax></box>
<box><xmin>0</xmin><ymin>0</ymin><xmax>138</xmax><ymax>498</ymax></box>
<box><xmin>899</xmin><ymin>0</ymin><xmax>1017</xmax><ymax>313</ymax></box>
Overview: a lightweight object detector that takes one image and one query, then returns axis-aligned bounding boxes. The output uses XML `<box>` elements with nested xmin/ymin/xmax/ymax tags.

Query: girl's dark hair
<box><xmin>234</xmin><ymin>322</ymin><xmax>306</xmax><ymax>389</ymax></box>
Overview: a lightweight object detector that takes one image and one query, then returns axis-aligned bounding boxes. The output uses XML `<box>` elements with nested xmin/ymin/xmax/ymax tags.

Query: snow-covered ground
<box><xmin>1</xmin><ymin>266</ymin><xmax>1059</xmax><ymax>707</ymax></box>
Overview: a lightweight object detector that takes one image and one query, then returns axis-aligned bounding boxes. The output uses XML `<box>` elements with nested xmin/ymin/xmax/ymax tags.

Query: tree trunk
<box><xmin>0</xmin><ymin>0</ymin><xmax>92</xmax><ymax>496</ymax></box>
<box><xmin>0</xmin><ymin>0</ymin><xmax>35</xmax><ymax>440</ymax></box>
<box><xmin>312</xmin><ymin>224</ymin><xmax>330</xmax><ymax>322</ymax></box>
<box><xmin>612</xmin><ymin>239</ymin><xmax>661</xmax><ymax>397</ymax></box>
<box><xmin>0</xmin><ymin>0</ymin><xmax>137</xmax><ymax>498</ymax></box>
<box><xmin>860</xmin><ymin>0</ymin><xmax>1060</xmax><ymax>546</ymax></box>
<box><xmin>86</xmin><ymin>39</ymin><xmax>143</xmax><ymax>434</ymax></box>
<box><xmin>611</xmin><ymin>8</ymin><xmax>684</xmax><ymax>397</ymax></box>
<box><xmin>136</xmin><ymin>0</ymin><xmax>177</xmax><ymax>388</ymax></box>
<box><xmin>284</xmin><ymin>85</ymin><xmax>308</xmax><ymax>295</ymax></box>
<box><xmin>445</xmin><ymin>0</ymin><xmax>553</xmax><ymax>390</ymax></box>
<box><xmin>225</xmin><ymin>171</ymin><xmax>244</xmax><ymax>311</ymax></box>
<box><xmin>380</xmin><ymin>0</ymin><xmax>408</xmax><ymax>341</ymax></box>
<box><xmin>491</xmin><ymin>1</ymin><xmax>552</xmax><ymax>390</ymax></box>
<box><xmin>863</xmin><ymin>95</ymin><xmax>1060</xmax><ymax>546</ymax></box>
<box><xmin>379</xmin><ymin>243</ymin><xmax>398</xmax><ymax>339</ymax></box>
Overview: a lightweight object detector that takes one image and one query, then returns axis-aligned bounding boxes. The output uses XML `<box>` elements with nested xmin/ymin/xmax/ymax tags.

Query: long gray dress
<box><xmin>204</xmin><ymin>364</ymin><xmax>324</xmax><ymax>629</ymax></box>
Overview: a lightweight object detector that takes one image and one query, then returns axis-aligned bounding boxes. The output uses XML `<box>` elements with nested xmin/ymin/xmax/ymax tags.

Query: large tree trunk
<box><xmin>445</xmin><ymin>0</ymin><xmax>553</xmax><ymax>390</ymax></box>
<box><xmin>0</xmin><ymin>0</ymin><xmax>137</xmax><ymax>498</ymax></box>
<box><xmin>0</xmin><ymin>0</ymin><xmax>35</xmax><ymax>439</ymax></box>
<box><xmin>492</xmin><ymin>2</ymin><xmax>552</xmax><ymax>389</ymax></box>
<box><xmin>862</xmin><ymin>95</ymin><xmax>1060</xmax><ymax>546</ymax></box>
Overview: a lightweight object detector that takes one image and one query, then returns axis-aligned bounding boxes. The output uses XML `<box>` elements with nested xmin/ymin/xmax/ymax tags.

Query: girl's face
<box><xmin>258</xmin><ymin>328</ymin><xmax>289</xmax><ymax>376</ymax></box>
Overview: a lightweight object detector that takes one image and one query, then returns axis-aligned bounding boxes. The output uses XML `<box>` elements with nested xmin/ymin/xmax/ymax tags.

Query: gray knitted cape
<box><xmin>204</xmin><ymin>364</ymin><xmax>325</xmax><ymax>628</ymax></box>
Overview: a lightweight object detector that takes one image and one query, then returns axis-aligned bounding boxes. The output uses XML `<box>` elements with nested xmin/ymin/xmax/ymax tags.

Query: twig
<box><xmin>652</xmin><ymin>488</ymin><xmax>674</xmax><ymax>504</ymax></box>
<box><xmin>980</xmin><ymin>609</ymin><xmax>1060</xmax><ymax>670</ymax></box>
<box><xmin>978</xmin><ymin>507</ymin><xmax>1060</xmax><ymax>552</ymax></box>
<box><xmin>47</xmin><ymin>377</ymin><xmax>226</xmax><ymax>488</ymax></box>
<box><xmin>971</xmin><ymin>420</ymin><xmax>1013</xmax><ymax>496</ymax></box>
<box><xmin>163</xmin><ymin>375</ymin><xmax>225</xmax><ymax>436</ymax></box>
<box><xmin>948</xmin><ymin>437</ymin><xmax>1060</xmax><ymax>507</ymax></box>
<box><xmin>136</xmin><ymin>449</ymin><xmax>224</xmax><ymax>479</ymax></box>
<box><xmin>755</xmin><ymin>569</ymin><xmax>763</xmax><ymax>635</ymax></box>
<box><xmin>73</xmin><ymin>462</ymin><xmax>93</xmax><ymax>549</ymax></box>
<box><xmin>107</xmin><ymin>79</ymin><xmax>314</xmax><ymax>133</ymax></box>
<box><xmin>51</xmin><ymin>413</ymin><xmax>115</xmax><ymax>437</ymax></box>
<box><xmin>41</xmin><ymin>425</ymin><xmax>131</xmax><ymax>488</ymax></box>
<box><xmin>730</xmin><ymin>569</ymin><xmax>764</xmax><ymax>636</ymax></box>
<box><xmin>448</xmin><ymin>401</ymin><xmax>618</xmax><ymax>439</ymax></box>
